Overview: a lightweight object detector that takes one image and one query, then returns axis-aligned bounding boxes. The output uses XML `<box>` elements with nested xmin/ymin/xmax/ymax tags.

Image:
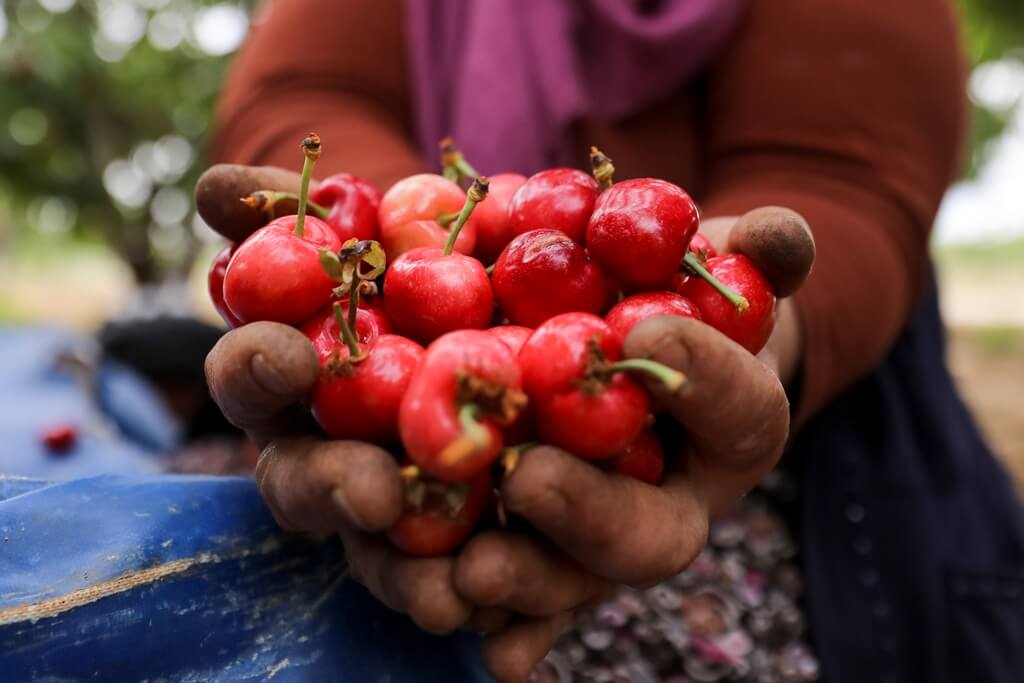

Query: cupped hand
<box><xmin>198</xmin><ymin>164</ymin><xmax>814</xmax><ymax>682</ymax></box>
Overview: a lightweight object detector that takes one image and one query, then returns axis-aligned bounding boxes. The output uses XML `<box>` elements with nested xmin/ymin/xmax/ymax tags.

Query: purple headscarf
<box><xmin>405</xmin><ymin>0</ymin><xmax>745</xmax><ymax>176</ymax></box>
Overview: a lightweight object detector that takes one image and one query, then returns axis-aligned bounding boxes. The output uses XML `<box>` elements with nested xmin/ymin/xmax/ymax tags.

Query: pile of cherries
<box><xmin>207</xmin><ymin>134</ymin><xmax>776</xmax><ymax>557</ymax></box>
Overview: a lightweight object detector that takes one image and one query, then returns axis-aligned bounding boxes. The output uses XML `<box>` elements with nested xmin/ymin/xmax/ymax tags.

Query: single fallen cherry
<box><xmin>676</xmin><ymin>253</ymin><xmax>776</xmax><ymax>354</ymax></box>
<box><xmin>492</xmin><ymin>229</ymin><xmax>607</xmax><ymax>328</ymax></box>
<box><xmin>608</xmin><ymin>429</ymin><xmax>665</xmax><ymax>486</ymax></box>
<box><xmin>384</xmin><ymin>178</ymin><xmax>494</xmax><ymax>344</ymax></box>
<box><xmin>586</xmin><ymin>150</ymin><xmax>700</xmax><ymax>292</ymax></box>
<box><xmin>605</xmin><ymin>291</ymin><xmax>701</xmax><ymax>341</ymax></box>
<box><xmin>307</xmin><ymin>302</ymin><xmax>422</xmax><ymax>444</ymax></box>
<box><xmin>399</xmin><ymin>329</ymin><xmax>526</xmax><ymax>482</ymax></box>
<box><xmin>519</xmin><ymin>312</ymin><xmax>684</xmax><ymax>460</ymax></box>
<box><xmin>379</xmin><ymin>173</ymin><xmax>477</xmax><ymax>259</ymax></box>
<box><xmin>41</xmin><ymin>422</ymin><xmax>78</xmax><ymax>455</ymax></box>
<box><xmin>207</xmin><ymin>243</ymin><xmax>242</xmax><ymax>328</ymax></box>
<box><xmin>223</xmin><ymin>133</ymin><xmax>342</xmax><ymax>325</ymax></box>
<box><xmin>506</xmin><ymin>168</ymin><xmax>599</xmax><ymax>244</ymax></box>
<box><xmin>388</xmin><ymin>466</ymin><xmax>492</xmax><ymax>557</ymax></box>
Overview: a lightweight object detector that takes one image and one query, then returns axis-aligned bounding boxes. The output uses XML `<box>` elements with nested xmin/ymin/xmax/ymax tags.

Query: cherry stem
<box><xmin>438</xmin><ymin>404</ymin><xmax>492</xmax><ymax>468</ymax></box>
<box><xmin>332</xmin><ymin>302</ymin><xmax>365</xmax><ymax>361</ymax></box>
<box><xmin>442</xmin><ymin>176</ymin><xmax>489</xmax><ymax>256</ymax></box>
<box><xmin>683</xmin><ymin>252</ymin><xmax>749</xmax><ymax>313</ymax></box>
<box><xmin>436</xmin><ymin>211</ymin><xmax>459</xmax><ymax>227</ymax></box>
<box><xmin>243</xmin><ymin>191</ymin><xmax>329</xmax><ymax>220</ymax></box>
<box><xmin>439</xmin><ymin>136</ymin><xmax>480</xmax><ymax>185</ymax></box>
<box><xmin>590</xmin><ymin>146</ymin><xmax>616</xmax><ymax>191</ymax></box>
<box><xmin>294</xmin><ymin>132</ymin><xmax>322</xmax><ymax>237</ymax></box>
<box><xmin>347</xmin><ymin>276</ymin><xmax>360</xmax><ymax>333</ymax></box>
<box><xmin>485</xmin><ymin>263</ymin><xmax>495</xmax><ymax>276</ymax></box>
<box><xmin>609</xmin><ymin>359</ymin><xmax>687</xmax><ymax>392</ymax></box>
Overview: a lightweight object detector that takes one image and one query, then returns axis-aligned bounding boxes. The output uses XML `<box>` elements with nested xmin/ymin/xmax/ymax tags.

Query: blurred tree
<box><xmin>0</xmin><ymin>0</ymin><xmax>1020</xmax><ymax>282</ymax></box>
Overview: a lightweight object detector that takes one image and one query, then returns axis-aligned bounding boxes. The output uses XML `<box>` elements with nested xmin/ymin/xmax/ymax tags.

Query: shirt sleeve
<box><xmin>699</xmin><ymin>0</ymin><xmax>968</xmax><ymax>424</ymax></box>
<box><xmin>211</xmin><ymin>0</ymin><xmax>425</xmax><ymax>190</ymax></box>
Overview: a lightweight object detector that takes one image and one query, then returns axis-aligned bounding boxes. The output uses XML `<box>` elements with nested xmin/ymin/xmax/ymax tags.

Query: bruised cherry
<box><xmin>492</xmin><ymin>229</ymin><xmax>606</xmax><ymax>328</ymax></box>
<box><xmin>676</xmin><ymin>253</ymin><xmax>776</xmax><ymax>354</ymax></box>
<box><xmin>388</xmin><ymin>466</ymin><xmax>492</xmax><ymax>557</ymax></box>
<box><xmin>608</xmin><ymin>429</ymin><xmax>665</xmax><ymax>485</ymax></box>
<box><xmin>399</xmin><ymin>329</ymin><xmax>526</xmax><ymax>482</ymax></box>
<box><xmin>518</xmin><ymin>313</ymin><xmax>683</xmax><ymax>460</ymax></box>
<box><xmin>379</xmin><ymin>174</ymin><xmax>477</xmax><ymax>259</ymax></box>
<box><xmin>384</xmin><ymin>178</ymin><xmax>493</xmax><ymax>344</ymax></box>
<box><xmin>223</xmin><ymin>133</ymin><xmax>342</xmax><ymax>325</ymax></box>
<box><xmin>586</xmin><ymin>177</ymin><xmax>699</xmax><ymax>292</ymax></box>
<box><xmin>506</xmin><ymin>168</ymin><xmax>598</xmax><ymax>244</ymax></box>
<box><xmin>604</xmin><ymin>292</ymin><xmax>701</xmax><ymax>341</ymax></box>
<box><xmin>208</xmin><ymin>243</ymin><xmax>242</xmax><ymax>328</ymax></box>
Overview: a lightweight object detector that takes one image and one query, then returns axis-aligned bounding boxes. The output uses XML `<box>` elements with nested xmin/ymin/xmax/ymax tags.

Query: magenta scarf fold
<box><xmin>404</xmin><ymin>0</ymin><xmax>745</xmax><ymax>176</ymax></box>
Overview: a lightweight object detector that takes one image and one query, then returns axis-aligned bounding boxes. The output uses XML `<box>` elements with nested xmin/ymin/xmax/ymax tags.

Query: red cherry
<box><xmin>604</xmin><ymin>292</ymin><xmax>701</xmax><ymax>341</ymax></box>
<box><xmin>384</xmin><ymin>178</ymin><xmax>494</xmax><ymax>344</ymax></box>
<box><xmin>41</xmin><ymin>423</ymin><xmax>78</xmax><ymax>454</ymax></box>
<box><xmin>384</xmin><ymin>247</ymin><xmax>493</xmax><ymax>344</ymax></box>
<box><xmin>299</xmin><ymin>300</ymin><xmax>391</xmax><ymax>348</ymax></box>
<box><xmin>308</xmin><ymin>330</ymin><xmax>423</xmax><ymax>445</ymax></box>
<box><xmin>676</xmin><ymin>253</ymin><xmax>776</xmax><ymax>354</ymax></box>
<box><xmin>519</xmin><ymin>313</ymin><xmax>681</xmax><ymax>461</ymax></box>
<box><xmin>506</xmin><ymin>168</ymin><xmax>598</xmax><ymax>244</ymax></box>
<box><xmin>223</xmin><ymin>215</ymin><xmax>341</xmax><ymax>325</ymax></box>
<box><xmin>608</xmin><ymin>429</ymin><xmax>665</xmax><ymax>485</ymax></box>
<box><xmin>399</xmin><ymin>330</ymin><xmax>526</xmax><ymax>482</ymax></box>
<box><xmin>471</xmin><ymin>172</ymin><xmax>527</xmax><ymax>264</ymax></box>
<box><xmin>379</xmin><ymin>174</ymin><xmax>477</xmax><ymax>259</ymax></box>
<box><xmin>309</xmin><ymin>172</ymin><xmax>382</xmax><ymax>243</ymax></box>
<box><xmin>492</xmin><ymin>229</ymin><xmax>606</xmax><ymax>328</ymax></box>
<box><xmin>486</xmin><ymin>325</ymin><xmax>533</xmax><ymax>356</ymax></box>
<box><xmin>586</xmin><ymin>178</ymin><xmax>699</xmax><ymax>292</ymax></box>
<box><xmin>388</xmin><ymin>467</ymin><xmax>492</xmax><ymax>557</ymax></box>
<box><xmin>208</xmin><ymin>243</ymin><xmax>242</xmax><ymax>328</ymax></box>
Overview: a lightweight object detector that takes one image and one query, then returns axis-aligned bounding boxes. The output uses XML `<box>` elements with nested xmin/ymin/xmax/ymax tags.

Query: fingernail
<box><xmin>645</xmin><ymin>334</ymin><xmax>690</xmax><ymax>374</ymax></box>
<box><xmin>251</xmin><ymin>352</ymin><xmax>292</xmax><ymax>396</ymax></box>
<box><xmin>331</xmin><ymin>487</ymin><xmax>369</xmax><ymax>530</ymax></box>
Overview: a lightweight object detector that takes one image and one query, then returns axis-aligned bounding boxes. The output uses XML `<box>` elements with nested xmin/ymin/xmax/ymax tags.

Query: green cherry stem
<box><xmin>439</xmin><ymin>137</ymin><xmax>480</xmax><ymax>186</ymax></box>
<box><xmin>242</xmin><ymin>191</ymin><xmax>329</xmax><ymax>220</ymax></box>
<box><xmin>438</xmin><ymin>403</ymin><xmax>492</xmax><ymax>467</ymax></box>
<box><xmin>294</xmin><ymin>132</ymin><xmax>322</xmax><ymax>237</ymax></box>
<box><xmin>332</xmin><ymin>301</ymin><xmax>365</xmax><ymax>362</ymax></box>
<box><xmin>442</xmin><ymin>176</ymin><xmax>489</xmax><ymax>256</ymax></box>
<box><xmin>347</xmin><ymin>276</ymin><xmax>360</xmax><ymax>334</ymax></box>
<box><xmin>683</xmin><ymin>252</ymin><xmax>749</xmax><ymax>313</ymax></box>
<box><xmin>609</xmin><ymin>359</ymin><xmax>686</xmax><ymax>392</ymax></box>
<box><xmin>436</xmin><ymin>211</ymin><xmax>459</xmax><ymax>227</ymax></box>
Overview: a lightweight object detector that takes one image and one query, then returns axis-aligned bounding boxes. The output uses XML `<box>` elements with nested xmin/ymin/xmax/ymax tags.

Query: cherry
<box><xmin>471</xmin><ymin>173</ymin><xmax>528</xmax><ymax>264</ymax></box>
<box><xmin>608</xmin><ymin>429</ymin><xmax>664</xmax><ymax>485</ymax></box>
<box><xmin>506</xmin><ymin>168</ymin><xmax>598</xmax><ymax>244</ymax></box>
<box><xmin>309</xmin><ymin>173</ymin><xmax>382</xmax><ymax>242</ymax></box>
<box><xmin>388</xmin><ymin>466</ymin><xmax>492</xmax><ymax>557</ymax></box>
<box><xmin>223</xmin><ymin>133</ymin><xmax>342</xmax><ymax>325</ymax></box>
<box><xmin>689</xmin><ymin>232</ymin><xmax>717</xmax><ymax>260</ymax></box>
<box><xmin>518</xmin><ymin>313</ymin><xmax>684</xmax><ymax>460</ymax></box>
<box><xmin>492</xmin><ymin>229</ymin><xmax>607</xmax><ymax>328</ymax></box>
<box><xmin>399</xmin><ymin>329</ymin><xmax>526</xmax><ymax>482</ymax></box>
<box><xmin>307</xmin><ymin>304</ymin><xmax>422</xmax><ymax>444</ymax></box>
<box><xmin>41</xmin><ymin>423</ymin><xmax>78</xmax><ymax>454</ymax></box>
<box><xmin>605</xmin><ymin>292</ymin><xmax>701</xmax><ymax>341</ymax></box>
<box><xmin>384</xmin><ymin>178</ymin><xmax>494</xmax><ymax>344</ymax></box>
<box><xmin>486</xmin><ymin>325</ymin><xmax>533</xmax><ymax>356</ymax></box>
<box><xmin>299</xmin><ymin>299</ymin><xmax>391</xmax><ymax>348</ymax></box>
<box><xmin>208</xmin><ymin>243</ymin><xmax>242</xmax><ymax>328</ymax></box>
<box><xmin>379</xmin><ymin>173</ymin><xmax>477</xmax><ymax>259</ymax></box>
<box><xmin>586</xmin><ymin>177</ymin><xmax>699</xmax><ymax>292</ymax></box>
<box><xmin>676</xmin><ymin>253</ymin><xmax>776</xmax><ymax>354</ymax></box>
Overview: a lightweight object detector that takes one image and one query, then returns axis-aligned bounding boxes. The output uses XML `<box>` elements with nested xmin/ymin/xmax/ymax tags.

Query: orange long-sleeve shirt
<box><xmin>213</xmin><ymin>0</ymin><xmax>967</xmax><ymax>424</ymax></box>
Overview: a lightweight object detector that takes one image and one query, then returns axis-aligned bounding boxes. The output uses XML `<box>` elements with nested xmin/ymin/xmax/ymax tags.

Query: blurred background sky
<box><xmin>0</xmin><ymin>0</ymin><xmax>1021</xmax><ymax>472</ymax></box>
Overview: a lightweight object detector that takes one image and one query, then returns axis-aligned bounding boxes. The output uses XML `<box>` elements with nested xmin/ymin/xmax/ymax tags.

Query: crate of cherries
<box><xmin>207</xmin><ymin>133</ymin><xmax>776</xmax><ymax>556</ymax></box>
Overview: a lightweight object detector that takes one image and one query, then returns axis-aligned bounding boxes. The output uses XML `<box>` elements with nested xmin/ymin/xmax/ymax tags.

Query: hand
<box><xmin>198</xmin><ymin>162</ymin><xmax>814</xmax><ymax>682</ymax></box>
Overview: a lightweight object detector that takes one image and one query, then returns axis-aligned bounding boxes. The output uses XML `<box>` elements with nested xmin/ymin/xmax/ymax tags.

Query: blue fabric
<box><xmin>0</xmin><ymin>475</ymin><xmax>491</xmax><ymax>682</ymax></box>
<box><xmin>794</xmin><ymin>281</ymin><xmax>1024</xmax><ymax>683</ymax></box>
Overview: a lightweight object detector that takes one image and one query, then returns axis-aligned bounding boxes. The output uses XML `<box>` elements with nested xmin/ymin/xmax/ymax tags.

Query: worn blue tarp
<box><xmin>0</xmin><ymin>326</ymin><xmax>491</xmax><ymax>682</ymax></box>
